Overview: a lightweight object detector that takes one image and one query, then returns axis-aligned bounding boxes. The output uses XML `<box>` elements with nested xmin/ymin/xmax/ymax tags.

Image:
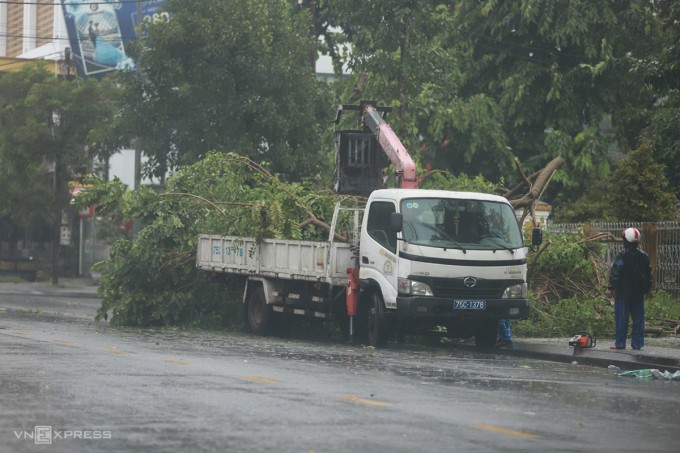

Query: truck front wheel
<box><xmin>246</xmin><ymin>285</ymin><xmax>272</xmax><ymax>335</ymax></box>
<box><xmin>367</xmin><ymin>291</ymin><xmax>390</xmax><ymax>347</ymax></box>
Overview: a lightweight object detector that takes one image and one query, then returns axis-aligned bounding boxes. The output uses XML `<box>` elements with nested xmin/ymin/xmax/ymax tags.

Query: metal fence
<box><xmin>547</xmin><ymin>222</ymin><xmax>680</xmax><ymax>298</ymax></box>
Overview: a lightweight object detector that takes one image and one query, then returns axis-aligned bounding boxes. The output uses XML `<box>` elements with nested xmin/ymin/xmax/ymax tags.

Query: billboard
<box><xmin>61</xmin><ymin>1</ymin><xmax>168</xmax><ymax>78</ymax></box>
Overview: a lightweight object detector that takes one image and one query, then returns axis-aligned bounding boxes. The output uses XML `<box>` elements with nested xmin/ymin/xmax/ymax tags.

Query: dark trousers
<box><xmin>614</xmin><ymin>296</ymin><xmax>645</xmax><ymax>349</ymax></box>
<box><xmin>497</xmin><ymin>319</ymin><xmax>512</xmax><ymax>342</ymax></box>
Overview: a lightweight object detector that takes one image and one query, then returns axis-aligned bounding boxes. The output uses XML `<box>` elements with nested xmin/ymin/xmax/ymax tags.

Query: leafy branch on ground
<box><xmin>86</xmin><ymin>152</ymin><xmax>362</xmax><ymax>326</ymax></box>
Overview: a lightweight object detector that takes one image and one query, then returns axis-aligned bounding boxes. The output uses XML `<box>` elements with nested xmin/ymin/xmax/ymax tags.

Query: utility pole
<box><xmin>308</xmin><ymin>1</ymin><xmax>317</xmax><ymax>72</ymax></box>
<box><xmin>297</xmin><ymin>0</ymin><xmax>318</xmax><ymax>72</ymax></box>
<box><xmin>50</xmin><ymin>46</ymin><xmax>76</xmax><ymax>285</ymax></box>
<box><xmin>135</xmin><ymin>0</ymin><xmax>142</xmax><ymax>191</ymax></box>
<box><xmin>133</xmin><ymin>0</ymin><xmax>143</xmax><ymax>235</ymax></box>
<box><xmin>50</xmin><ymin>111</ymin><xmax>62</xmax><ymax>286</ymax></box>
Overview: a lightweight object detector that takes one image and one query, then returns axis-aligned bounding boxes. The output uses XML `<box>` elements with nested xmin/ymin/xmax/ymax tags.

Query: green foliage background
<box><xmin>514</xmin><ymin>230</ymin><xmax>680</xmax><ymax>337</ymax></box>
<box><xmin>321</xmin><ymin>0</ymin><xmax>680</xmax><ymax>217</ymax></box>
<box><xmin>557</xmin><ymin>145</ymin><xmax>680</xmax><ymax>222</ymax></box>
<box><xmin>0</xmin><ymin>65</ymin><xmax>118</xmax><ymax>244</ymax></box>
<box><xmin>115</xmin><ymin>0</ymin><xmax>332</xmax><ymax>181</ymax></box>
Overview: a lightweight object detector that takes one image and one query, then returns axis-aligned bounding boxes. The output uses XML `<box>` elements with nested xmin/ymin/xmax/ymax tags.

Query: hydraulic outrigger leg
<box><xmin>346</xmin><ymin>267</ymin><xmax>360</xmax><ymax>343</ymax></box>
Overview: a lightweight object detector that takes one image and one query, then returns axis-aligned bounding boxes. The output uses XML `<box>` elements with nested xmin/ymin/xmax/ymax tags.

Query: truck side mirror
<box><xmin>389</xmin><ymin>212</ymin><xmax>403</xmax><ymax>233</ymax></box>
<box><xmin>532</xmin><ymin>227</ymin><xmax>543</xmax><ymax>247</ymax></box>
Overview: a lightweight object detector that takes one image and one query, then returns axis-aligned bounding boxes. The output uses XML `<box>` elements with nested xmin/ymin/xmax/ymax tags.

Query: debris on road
<box><xmin>618</xmin><ymin>369</ymin><xmax>680</xmax><ymax>380</ymax></box>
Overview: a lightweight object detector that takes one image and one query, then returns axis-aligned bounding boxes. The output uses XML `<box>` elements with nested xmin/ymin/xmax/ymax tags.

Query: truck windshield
<box><xmin>400</xmin><ymin>198</ymin><xmax>524</xmax><ymax>250</ymax></box>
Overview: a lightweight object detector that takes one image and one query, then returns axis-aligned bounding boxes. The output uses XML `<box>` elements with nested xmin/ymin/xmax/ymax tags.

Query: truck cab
<box><xmin>359</xmin><ymin>189</ymin><xmax>529</xmax><ymax>349</ymax></box>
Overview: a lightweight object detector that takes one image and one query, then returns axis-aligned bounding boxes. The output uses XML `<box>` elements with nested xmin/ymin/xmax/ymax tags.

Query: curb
<box><xmin>508</xmin><ymin>341</ymin><xmax>680</xmax><ymax>372</ymax></box>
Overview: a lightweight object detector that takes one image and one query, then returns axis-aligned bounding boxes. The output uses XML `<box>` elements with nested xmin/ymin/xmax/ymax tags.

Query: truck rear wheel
<box><xmin>246</xmin><ymin>285</ymin><xmax>272</xmax><ymax>335</ymax></box>
<box><xmin>474</xmin><ymin>320</ymin><xmax>498</xmax><ymax>352</ymax></box>
<box><xmin>367</xmin><ymin>291</ymin><xmax>390</xmax><ymax>347</ymax></box>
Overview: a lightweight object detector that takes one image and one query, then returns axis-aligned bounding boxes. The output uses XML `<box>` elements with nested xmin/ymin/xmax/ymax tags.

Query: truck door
<box><xmin>361</xmin><ymin>200</ymin><xmax>399</xmax><ymax>307</ymax></box>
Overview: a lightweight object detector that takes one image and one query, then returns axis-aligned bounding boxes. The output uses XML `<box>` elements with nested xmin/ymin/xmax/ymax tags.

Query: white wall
<box><xmin>108</xmin><ymin>149</ymin><xmax>165</xmax><ymax>188</ymax></box>
<box><xmin>0</xmin><ymin>2</ymin><xmax>7</xmax><ymax>56</ymax></box>
<box><xmin>107</xmin><ymin>149</ymin><xmax>137</xmax><ymax>188</ymax></box>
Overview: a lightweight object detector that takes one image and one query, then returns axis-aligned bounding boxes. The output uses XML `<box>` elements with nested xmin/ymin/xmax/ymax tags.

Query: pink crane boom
<box><xmin>359</xmin><ymin>103</ymin><xmax>418</xmax><ymax>189</ymax></box>
<box><xmin>333</xmin><ymin>101</ymin><xmax>418</xmax><ymax>194</ymax></box>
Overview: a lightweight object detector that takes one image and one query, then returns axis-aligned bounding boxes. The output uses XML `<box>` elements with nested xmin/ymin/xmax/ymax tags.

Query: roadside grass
<box><xmin>0</xmin><ymin>275</ymin><xmax>29</xmax><ymax>284</ymax></box>
<box><xmin>514</xmin><ymin>290</ymin><xmax>680</xmax><ymax>343</ymax></box>
<box><xmin>15</xmin><ymin>308</ymin><xmax>40</xmax><ymax>316</ymax></box>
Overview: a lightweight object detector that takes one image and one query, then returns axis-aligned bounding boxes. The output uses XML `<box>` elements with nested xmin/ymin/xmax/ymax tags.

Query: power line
<box><xmin>0</xmin><ymin>50</ymin><xmax>62</xmax><ymax>62</ymax></box>
<box><xmin>0</xmin><ymin>32</ymin><xmax>139</xmax><ymax>41</ymax></box>
<box><xmin>0</xmin><ymin>50</ymin><xmax>64</xmax><ymax>69</ymax></box>
<box><xmin>0</xmin><ymin>1</ymin><xmax>144</xmax><ymax>5</ymax></box>
<box><xmin>0</xmin><ymin>33</ymin><xmax>69</xmax><ymax>41</ymax></box>
<box><xmin>470</xmin><ymin>32</ymin><xmax>589</xmax><ymax>62</ymax></box>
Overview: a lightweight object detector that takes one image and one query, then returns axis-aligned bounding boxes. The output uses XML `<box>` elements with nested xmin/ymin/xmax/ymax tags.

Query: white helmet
<box><xmin>622</xmin><ymin>227</ymin><xmax>640</xmax><ymax>243</ymax></box>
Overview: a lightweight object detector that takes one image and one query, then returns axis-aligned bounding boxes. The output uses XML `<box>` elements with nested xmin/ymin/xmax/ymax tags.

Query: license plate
<box><xmin>453</xmin><ymin>300</ymin><xmax>486</xmax><ymax>310</ymax></box>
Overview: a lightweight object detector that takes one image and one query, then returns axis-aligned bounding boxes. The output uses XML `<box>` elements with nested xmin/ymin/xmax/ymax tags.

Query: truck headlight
<box><xmin>502</xmin><ymin>283</ymin><xmax>527</xmax><ymax>299</ymax></box>
<box><xmin>398</xmin><ymin>278</ymin><xmax>433</xmax><ymax>296</ymax></box>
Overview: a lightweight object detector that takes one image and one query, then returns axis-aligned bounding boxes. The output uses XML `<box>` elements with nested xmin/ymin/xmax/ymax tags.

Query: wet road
<box><xmin>1</xmin><ymin>291</ymin><xmax>679</xmax><ymax>452</ymax></box>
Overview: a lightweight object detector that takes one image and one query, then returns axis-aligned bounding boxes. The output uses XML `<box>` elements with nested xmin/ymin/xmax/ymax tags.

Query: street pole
<box><xmin>135</xmin><ymin>0</ymin><xmax>142</xmax><ymax>194</ymax></box>
<box><xmin>79</xmin><ymin>217</ymin><xmax>84</xmax><ymax>276</ymax></box>
<box><xmin>51</xmin><ymin>159</ymin><xmax>60</xmax><ymax>286</ymax></box>
<box><xmin>50</xmin><ymin>111</ymin><xmax>61</xmax><ymax>286</ymax></box>
<box><xmin>132</xmin><ymin>0</ymin><xmax>144</xmax><ymax>236</ymax></box>
<box><xmin>92</xmin><ymin>215</ymin><xmax>96</xmax><ymax>271</ymax></box>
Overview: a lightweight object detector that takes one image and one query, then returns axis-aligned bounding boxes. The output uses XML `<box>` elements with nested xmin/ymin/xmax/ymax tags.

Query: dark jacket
<box><xmin>608</xmin><ymin>244</ymin><xmax>652</xmax><ymax>300</ymax></box>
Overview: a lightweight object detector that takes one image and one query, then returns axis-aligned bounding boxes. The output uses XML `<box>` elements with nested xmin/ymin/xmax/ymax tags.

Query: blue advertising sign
<box><xmin>140</xmin><ymin>0</ymin><xmax>170</xmax><ymax>27</ymax></box>
<box><xmin>61</xmin><ymin>1</ymin><xmax>168</xmax><ymax>78</ymax></box>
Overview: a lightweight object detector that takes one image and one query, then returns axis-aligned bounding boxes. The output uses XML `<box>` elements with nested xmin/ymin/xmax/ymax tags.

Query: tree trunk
<box><xmin>505</xmin><ymin>156</ymin><xmax>564</xmax><ymax>224</ymax></box>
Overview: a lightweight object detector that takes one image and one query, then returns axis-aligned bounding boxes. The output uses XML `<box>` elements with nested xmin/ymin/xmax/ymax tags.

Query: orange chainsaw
<box><xmin>569</xmin><ymin>332</ymin><xmax>596</xmax><ymax>348</ymax></box>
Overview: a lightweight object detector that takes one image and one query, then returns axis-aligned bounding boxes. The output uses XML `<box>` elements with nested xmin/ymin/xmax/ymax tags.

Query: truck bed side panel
<box><xmin>197</xmin><ymin>235</ymin><xmax>354</xmax><ymax>284</ymax></box>
<box><xmin>197</xmin><ymin>235</ymin><xmax>257</xmax><ymax>273</ymax></box>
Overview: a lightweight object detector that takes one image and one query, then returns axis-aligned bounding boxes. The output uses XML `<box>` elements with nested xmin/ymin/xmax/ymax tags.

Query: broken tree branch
<box><xmin>507</xmin><ymin>156</ymin><xmax>565</xmax><ymax>217</ymax></box>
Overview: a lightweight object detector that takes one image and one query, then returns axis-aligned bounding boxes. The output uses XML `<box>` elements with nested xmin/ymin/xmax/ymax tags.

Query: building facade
<box><xmin>0</xmin><ymin>1</ymin><xmax>68</xmax><ymax>70</ymax></box>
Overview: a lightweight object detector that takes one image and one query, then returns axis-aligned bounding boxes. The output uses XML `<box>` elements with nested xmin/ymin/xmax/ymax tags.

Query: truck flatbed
<box><xmin>196</xmin><ymin>235</ymin><xmax>355</xmax><ymax>286</ymax></box>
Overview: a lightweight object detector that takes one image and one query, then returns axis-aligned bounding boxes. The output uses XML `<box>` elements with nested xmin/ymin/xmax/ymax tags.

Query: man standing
<box><xmin>88</xmin><ymin>21</ymin><xmax>97</xmax><ymax>49</ymax></box>
<box><xmin>605</xmin><ymin>227</ymin><xmax>652</xmax><ymax>350</ymax></box>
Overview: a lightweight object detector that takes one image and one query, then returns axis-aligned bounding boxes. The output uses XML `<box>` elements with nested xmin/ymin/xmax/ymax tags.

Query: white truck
<box><xmin>196</xmin><ymin>102</ymin><xmax>541</xmax><ymax>349</ymax></box>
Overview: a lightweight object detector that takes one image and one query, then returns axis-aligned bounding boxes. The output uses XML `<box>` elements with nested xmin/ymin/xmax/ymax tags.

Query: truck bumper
<box><xmin>393</xmin><ymin>296</ymin><xmax>529</xmax><ymax>321</ymax></box>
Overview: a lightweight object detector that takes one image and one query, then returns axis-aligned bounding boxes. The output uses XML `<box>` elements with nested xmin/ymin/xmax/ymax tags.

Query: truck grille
<box><xmin>411</xmin><ymin>276</ymin><xmax>520</xmax><ymax>299</ymax></box>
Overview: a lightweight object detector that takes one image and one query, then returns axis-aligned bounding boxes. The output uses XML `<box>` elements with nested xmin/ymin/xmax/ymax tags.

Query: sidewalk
<box><xmin>1</xmin><ymin>278</ymin><xmax>679</xmax><ymax>372</ymax></box>
<box><xmin>0</xmin><ymin>277</ymin><xmax>98</xmax><ymax>298</ymax></box>
<box><xmin>512</xmin><ymin>337</ymin><xmax>680</xmax><ymax>373</ymax></box>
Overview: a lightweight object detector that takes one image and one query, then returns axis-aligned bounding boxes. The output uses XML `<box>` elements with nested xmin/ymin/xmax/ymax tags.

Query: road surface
<box><xmin>1</xmin><ymin>287</ymin><xmax>678</xmax><ymax>452</ymax></box>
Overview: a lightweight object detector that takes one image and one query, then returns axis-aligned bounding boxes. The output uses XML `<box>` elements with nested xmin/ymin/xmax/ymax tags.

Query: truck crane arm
<box><xmin>334</xmin><ymin>101</ymin><xmax>418</xmax><ymax>190</ymax></box>
<box><xmin>360</xmin><ymin>103</ymin><xmax>418</xmax><ymax>189</ymax></box>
